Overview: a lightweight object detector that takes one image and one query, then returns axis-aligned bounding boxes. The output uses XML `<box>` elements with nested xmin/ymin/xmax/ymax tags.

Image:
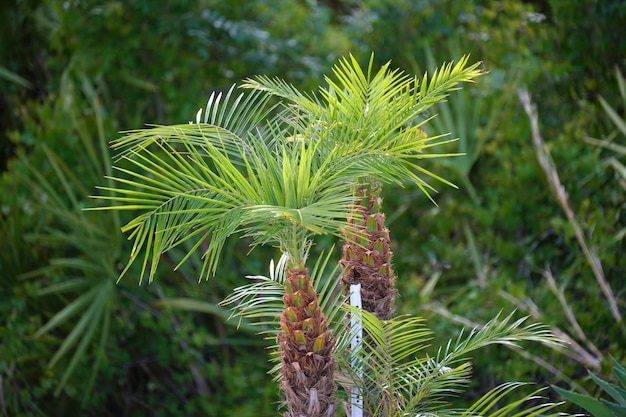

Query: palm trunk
<box><xmin>280</xmin><ymin>267</ymin><xmax>336</xmax><ymax>417</ymax></box>
<box><xmin>341</xmin><ymin>182</ymin><xmax>398</xmax><ymax>417</ymax></box>
<box><xmin>341</xmin><ymin>183</ymin><xmax>397</xmax><ymax>321</ymax></box>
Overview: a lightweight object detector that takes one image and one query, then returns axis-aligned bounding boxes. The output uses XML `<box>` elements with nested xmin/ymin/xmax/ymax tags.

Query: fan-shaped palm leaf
<box><xmin>18</xmin><ymin>75</ymin><xmax>120</xmax><ymax>401</ymax></box>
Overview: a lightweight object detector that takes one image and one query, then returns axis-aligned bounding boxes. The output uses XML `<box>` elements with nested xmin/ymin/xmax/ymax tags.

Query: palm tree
<box><xmin>243</xmin><ymin>54</ymin><xmax>481</xmax><ymax>316</ymax></box>
<box><xmin>93</xmin><ymin>55</ymin><xmax>483</xmax><ymax>416</ymax></box>
<box><xmin>95</xmin><ymin>90</ymin><xmax>349</xmax><ymax>415</ymax></box>
<box><xmin>244</xmin><ymin>54</ymin><xmax>483</xmax><ymax>415</ymax></box>
<box><xmin>227</xmin><ymin>256</ymin><xmax>565</xmax><ymax>417</ymax></box>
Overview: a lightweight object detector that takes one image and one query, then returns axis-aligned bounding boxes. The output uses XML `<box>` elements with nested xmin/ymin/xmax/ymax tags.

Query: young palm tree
<box><xmin>93</xmin><ymin>55</ymin><xmax>483</xmax><ymax>416</ymax></box>
<box><xmin>243</xmin><ymin>54</ymin><xmax>481</xmax><ymax>315</ymax></box>
<box><xmin>95</xmin><ymin>94</ymin><xmax>350</xmax><ymax>415</ymax></box>
<box><xmin>244</xmin><ymin>54</ymin><xmax>483</xmax><ymax>415</ymax></box>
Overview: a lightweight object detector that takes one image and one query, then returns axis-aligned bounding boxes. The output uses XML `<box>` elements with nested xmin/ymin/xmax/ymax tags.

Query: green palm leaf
<box><xmin>112</xmin><ymin>84</ymin><xmax>278</xmax><ymax>159</ymax></box>
<box><xmin>343</xmin><ymin>309</ymin><xmax>563</xmax><ymax>416</ymax></box>
<box><xmin>93</xmin><ymin>54</ymin><xmax>484</xmax><ymax>282</ymax></box>
<box><xmin>461</xmin><ymin>383</ymin><xmax>562</xmax><ymax>417</ymax></box>
<box><xmin>223</xmin><ymin>249</ymin><xmax>348</xmax><ymax>335</ymax></box>
<box><xmin>93</xmin><ymin>126</ymin><xmax>360</xmax><ymax>281</ymax></box>
<box><xmin>243</xmin><ymin>53</ymin><xmax>483</xmax><ymax>199</ymax></box>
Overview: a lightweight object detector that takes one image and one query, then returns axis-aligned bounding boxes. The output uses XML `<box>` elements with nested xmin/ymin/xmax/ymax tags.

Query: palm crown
<box><xmin>93</xmin><ymin>54</ymin><xmax>482</xmax><ymax>281</ymax></box>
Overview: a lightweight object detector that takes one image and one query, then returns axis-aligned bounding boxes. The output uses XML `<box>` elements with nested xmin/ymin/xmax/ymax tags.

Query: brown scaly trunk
<box><xmin>341</xmin><ymin>182</ymin><xmax>397</xmax><ymax>321</ymax></box>
<box><xmin>279</xmin><ymin>267</ymin><xmax>336</xmax><ymax>417</ymax></box>
<box><xmin>340</xmin><ymin>182</ymin><xmax>398</xmax><ymax>416</ymax></box>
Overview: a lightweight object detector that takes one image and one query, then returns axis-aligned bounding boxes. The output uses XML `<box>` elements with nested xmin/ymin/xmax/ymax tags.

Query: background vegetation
<box><xmin>1</xmin><ymin>0</ymin><xmax>624</xmax><ymax>415</ymax></box>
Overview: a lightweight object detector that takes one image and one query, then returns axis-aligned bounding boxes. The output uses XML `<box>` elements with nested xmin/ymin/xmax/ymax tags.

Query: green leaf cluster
<box><xmin>91</xmin><ymin>54</ymin><xmax>482</xmax><ymax>283</ymax></box>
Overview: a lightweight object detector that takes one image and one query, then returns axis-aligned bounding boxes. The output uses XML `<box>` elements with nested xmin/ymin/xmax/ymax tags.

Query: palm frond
<box><xmin>220</xmin><ymin>252</ymin><xmax>289</xmax><ymax>332</ymax></box>
<box><xmin>461</xmin><ymin>383</ymin><xmax>563</xmax><ymax>417</ymax></box>
<box><xmin>416</xmin><ymin>54</ymin><xmax>483</xmax><ymax>112</ymax></box>
<box><xmin>244</xmin><ymin>53</ymin><xmax>484</xmax><ymax>202</ymax></box>
<box><xmin>222</xmin><ymin>248</ymin><xmax>347</xmax><ymax>335</ymax></box>
<box><xmin>339</xmin><ymin>307</ymin><xmax>433</xmax><ymax>415</ymax></box>
<box><xmin>112</xmin><ymin>85</ymin><xmax>277</xmax><ymax>159</ymax></box>
<box><xmin>437</xmin><ymin>311</ymin><xmax>564</xmax><ymax>366</ymax></box>
<box><xmin>92</xmin><ymin>120</ymin><xmax>363</xmax><ymax>281</ymax></box>
<box><xmin>240</xmin><ymin>75</ymin><xmax>322</xmax><ymax>117</ymax></box>
<box><xmin>342</xmin><ymin>309</ymin><xmax>564</xmax><ymax>416</ymax></box>
<box><xmin>396</xmin><ymin>359</ymin><xmax>474</xmax><ymax>414</ymax></box>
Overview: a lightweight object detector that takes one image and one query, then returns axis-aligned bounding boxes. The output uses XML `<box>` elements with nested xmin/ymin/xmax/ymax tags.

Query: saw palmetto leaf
<box><xmin>18</xmin><ymin>75</ymin><xmax>121</xmax><ymax>401</ymax></box>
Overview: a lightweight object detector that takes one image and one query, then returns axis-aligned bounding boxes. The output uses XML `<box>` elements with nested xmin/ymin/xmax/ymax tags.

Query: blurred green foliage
<box><xmin>1</xmin><ymin>0</ymin><xmax>625</xmax><ymax>415</ymax></box>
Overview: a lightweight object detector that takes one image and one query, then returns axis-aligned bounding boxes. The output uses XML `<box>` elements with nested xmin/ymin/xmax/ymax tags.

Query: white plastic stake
<box><xmin>349</xmin><ymin>284</ymin><xmax>363</xmax><ymax>417</ymax></box>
